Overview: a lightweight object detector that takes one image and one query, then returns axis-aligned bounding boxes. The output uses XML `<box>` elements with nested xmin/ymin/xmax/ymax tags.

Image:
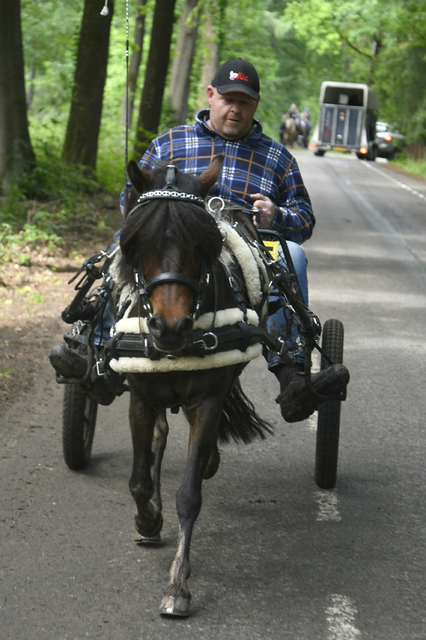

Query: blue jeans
<box><xmin>92</xmin><ymin>231</ymin><xmax>120</xmax><ymax>346</ymax></box>
<box><xmin>267</xmin><ymin>241</ymin><xmax>308</xmax><ymax>369</ymax></box>
<box><xmin>92</xmin><ymin>293</ymin><xmax>115</xmax><ymax>346</ymax></box>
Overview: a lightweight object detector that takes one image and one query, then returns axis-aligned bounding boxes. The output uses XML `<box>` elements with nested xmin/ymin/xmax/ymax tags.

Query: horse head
<box><xmin>120</xmin><ymin>155</ymin><xmax>224</xmax><ymax>353</ymax></box>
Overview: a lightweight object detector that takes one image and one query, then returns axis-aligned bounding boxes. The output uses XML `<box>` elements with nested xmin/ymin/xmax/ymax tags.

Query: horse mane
<box><xmin>119</xmin><ymin>164</ymin><xmax>223</xmax><ymax>274</ymax></box>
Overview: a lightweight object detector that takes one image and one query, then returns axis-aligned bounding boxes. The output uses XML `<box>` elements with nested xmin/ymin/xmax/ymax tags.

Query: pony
<box><xmin>106</xmin><ymin>155</ymin><xmax>278</xmax><ymax>616</ymax></box>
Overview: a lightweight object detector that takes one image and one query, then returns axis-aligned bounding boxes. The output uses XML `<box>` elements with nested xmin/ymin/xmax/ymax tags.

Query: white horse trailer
<box><xmin>310</xmin><ymin>81</ymin><xmax>379</xmax><ymax>160</ymax></box>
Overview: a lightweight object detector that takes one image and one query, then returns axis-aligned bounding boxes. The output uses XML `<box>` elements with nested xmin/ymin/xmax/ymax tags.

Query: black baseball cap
<box><xmin>211</xmin><ymin>58</ymin><xmax>260</xmax><ymax>100</ymax></box>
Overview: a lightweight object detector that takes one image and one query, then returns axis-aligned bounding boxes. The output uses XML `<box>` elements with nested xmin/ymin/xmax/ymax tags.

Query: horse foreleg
<box><xmin>128</xmin><ymin>394</ymin><xmax>163</xmax><ymax>542</ymax></box>
<box><xmin>151</xmin><ymin>410</ymin><xmax>169</xmax><ymax>513</ymax></box>
<box><xmin>159</xmin><ymin>400</ymin><xmax>223</xmax><ymax>617</ymax></box>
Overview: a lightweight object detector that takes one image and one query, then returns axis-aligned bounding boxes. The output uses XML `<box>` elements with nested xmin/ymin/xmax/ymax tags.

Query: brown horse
<box><xmin>107</xmin><ymin>156</ymin><xmax>276</xmax><ymax>616</ymax></box>
<box><xmin>280</xmin><ymin>116</ymin><xmax>297</xmax><ymax>148</ymax></box>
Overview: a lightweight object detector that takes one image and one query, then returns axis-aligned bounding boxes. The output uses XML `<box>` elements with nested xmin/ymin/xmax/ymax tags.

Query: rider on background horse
<box><xmin>286</xmin><ymin>103</ymin><xmax>300</xmax><ymax>128</ymax></box>
<box><xmin>123</xmin><ymin>59</ymin><xmax>349</xmax><ymax>422</ymax></box>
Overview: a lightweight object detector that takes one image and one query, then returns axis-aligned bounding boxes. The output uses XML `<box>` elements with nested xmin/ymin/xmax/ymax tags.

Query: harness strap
<box><xmin>132</xmin><ymin>259</ymin><xmax>210</xmax><ymax>321</ymax></box>
<box><xmin>218</xmin><ymin>258</ymin><xmax>248</xmax><ymax>320</ymax></box>
<box><xmin>104</xmin><ymin>323</ymin><xmax>292</xmax><ymax>364</ymax></box>
<box><xmin>146</xmin><ymin>272</ymin><xmax>201</xmax><ymax>294</ymax></box>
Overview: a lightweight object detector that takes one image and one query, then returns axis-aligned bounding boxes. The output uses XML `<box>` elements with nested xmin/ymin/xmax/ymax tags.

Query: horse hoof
<box><xmin>134</xmin><ymin>533</ymin><xmax>162</xmax><ymax>545</ymax></box>
<box><xmin>159</xmin><ymin>594</ymin><xmax>191</xmax><ymax>617</ymax></box>
<box><xmin>135</xmin><ymin>509</ymin><xmax>163</xmax><ymax>539</ymax></box>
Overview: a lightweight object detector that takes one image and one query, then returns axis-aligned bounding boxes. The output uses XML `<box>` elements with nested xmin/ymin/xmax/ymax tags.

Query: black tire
<box><xmin>315</xmin><ymin>319</ymin><xmax>344</xmax><ymax>489</ymax></box>
<box><xmin>63</xmin><ymin>382</ymin><xmax>98</xmax><ymax>470</ymax></box>
<box><xmin>314</xmin><ymin>149</ymin><xmax>326</xmax><ymax>156</ymax></box>
<box><xmin>367</xmin><ymin>145</ymin><xmax>377</xmax><ymax>161</ymax></box>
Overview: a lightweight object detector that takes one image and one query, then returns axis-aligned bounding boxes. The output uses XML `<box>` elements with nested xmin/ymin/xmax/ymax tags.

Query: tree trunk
<box><xmin>62</xmin><ymin>0</ymin><xmax>114</xmax><ymax>169</ymax></box>
<box><xmin>168</xmin><ymin>0</ymin><xmax>201</xmax><ymax>125</ymax></box>
<box><xmin>196</xmin><ymin>11</ymin><xmax>219</xmax><ymax>113</ymax></box>
<box><xmin>121</xmin><ymin>0</ymin><xmax>146</xmax><ymax>130</ymax></box>
<box><xmin>134</xmin><ymin>0</ymin><xmax>177</xmax><ymax>157</ymax></box>
<box><xmin>0</xmin><ymin>0</ymin><xmax>35</xmax><ymax>191</ymax></box>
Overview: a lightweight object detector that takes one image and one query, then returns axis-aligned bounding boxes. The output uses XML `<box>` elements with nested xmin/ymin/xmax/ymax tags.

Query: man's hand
<box><xmin>250</xmin><ymin>193</ymin><xmax>275</xmax><ymax>228</ymax></box>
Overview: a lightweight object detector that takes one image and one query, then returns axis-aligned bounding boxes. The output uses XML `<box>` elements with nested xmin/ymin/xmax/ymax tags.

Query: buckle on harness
<box><xmin>96</xmin><ymin>359</ymin><xmax>106</xmax><ymax>376</ymax></box>
<box><xmin>193</xmin><ymin>331</ymin><xmax>219</xmax><ymax>351</ymax></box>
<box><xmin>276</xmin><ymin>337</ymin><xmax>288</xmax><ymax>360</ymax></box>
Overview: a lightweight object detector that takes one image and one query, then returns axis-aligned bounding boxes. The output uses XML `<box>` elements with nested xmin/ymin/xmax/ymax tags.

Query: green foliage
<box><xmin>280</xmin><ymin>0</ymin><xmax>426</xmax><ymax>141</ymax></box>
<box><xmin>0</xmin><ymin>222</ymin><xmax>62</xmax><ymax>264</ymax></box>
<box><xmin>285</xmin><ymin>0</ymin><xmax>341</xmax><ymax>56</ymax></box>
<box><xmin>218</xmin><ymin>0</ymin><xmax>309</xmax><ymax>137</ymax></box>
<box><xmin>15</xmin><ymin>0</ymin><xmax>426</xmax><ymax>227</ymax></box>
<box><xmin>0</xmin><ymin>141</ymin><xmax>115</xmax><ymax>257</ymax></box>
<box><xmin>0</xmin><ymin>364</ymin><xmax>15</xmax><ymax>379</ymax></box>
<box><xmin>392</xmin><ymin>157</ymin><xmax>426</xmax><ymax>179</ymax></box>
<box><xmin>22</xmin><ymin>0</ymin><xmax>83</xmax><ymax>130</ymax></box>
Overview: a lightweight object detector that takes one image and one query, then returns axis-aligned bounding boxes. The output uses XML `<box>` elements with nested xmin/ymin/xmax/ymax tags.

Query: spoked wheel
<box><xmin>63</xmin><ymin>382</ymin><xmax>98</xmax><ymax>470</ymax></box>
<box><xmin>315</xmin><ymin>319</ymin><xmax>345</xmax><ymax>489</ymax></box>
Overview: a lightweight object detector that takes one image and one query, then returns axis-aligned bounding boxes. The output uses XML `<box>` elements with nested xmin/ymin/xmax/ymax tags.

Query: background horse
<box><xmin>109</xmin><ymin>156</ymin><xmax>273</xmax><ymax>616</ymax></box>
<box><xmin>280</xmin><ymin>116</ymin><xmax>297</xmax><ymax>148</ymax></box>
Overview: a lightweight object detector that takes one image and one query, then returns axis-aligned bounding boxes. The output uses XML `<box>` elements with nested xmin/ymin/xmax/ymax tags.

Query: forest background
<box><xmin>1</xmin><ymin>0</ymin><xmax>426</xmax><ymax>262</ymax></box>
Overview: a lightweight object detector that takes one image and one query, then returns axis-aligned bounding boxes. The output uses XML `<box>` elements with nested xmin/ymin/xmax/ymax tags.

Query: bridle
<box><xmin>133</xmin><ymin>261</ymin><xmax>211</xmax><ymax>322</ymax></box>
<box><xmin>125</xmin><ymin>165</ymin><xmax>214</xmax><ymax>321</ymax></box>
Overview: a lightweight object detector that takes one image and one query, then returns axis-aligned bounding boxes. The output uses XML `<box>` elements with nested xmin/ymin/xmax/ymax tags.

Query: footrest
<box><xmin>64</xmin><ymin>332</ymin><xmax>90</xmax><ymax>348</ymax></box>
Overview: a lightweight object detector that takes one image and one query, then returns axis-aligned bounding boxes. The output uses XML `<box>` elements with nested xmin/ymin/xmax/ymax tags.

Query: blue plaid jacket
<box><xmin>137</xmin><ymin>109</ymin><xmax>315</xmax><ymax>245</ymax></box>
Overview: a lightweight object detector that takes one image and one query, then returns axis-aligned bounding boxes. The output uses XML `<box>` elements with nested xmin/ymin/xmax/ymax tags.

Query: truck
<box><xmin>310</xmin><ymin>81</ymin><xmax>379</xmax><ymax>160</ymax></box>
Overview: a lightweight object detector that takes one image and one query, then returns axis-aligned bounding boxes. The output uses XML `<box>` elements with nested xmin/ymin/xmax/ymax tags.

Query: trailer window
<box><xmin>323</xmin><ymin>87</ymin><xmax>364</xmax><ymax>107</ymax></box>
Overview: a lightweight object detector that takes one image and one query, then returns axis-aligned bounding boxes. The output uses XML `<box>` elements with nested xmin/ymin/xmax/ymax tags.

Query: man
<box><xmin>133</xmin><ymin>58</ymin><xmax>349</xmax><ymax>422</ymax></box>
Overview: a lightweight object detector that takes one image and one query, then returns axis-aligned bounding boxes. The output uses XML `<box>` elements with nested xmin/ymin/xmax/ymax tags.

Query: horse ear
<box><xmin>198</xmin><ymin>154</ymin><xmax>224</xmax><ymax>197</ymax></box>
<box><xmin>127</xmin><ymin>160</ymin><xmax>151</xmax><ymax>194</ymax></box>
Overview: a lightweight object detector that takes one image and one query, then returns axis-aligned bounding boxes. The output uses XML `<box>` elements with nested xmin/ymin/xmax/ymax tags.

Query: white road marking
<box><xmin>306</xmin><ymin>413</ymin><xmax>317</xmax><ymax>432</ymax></box>
<box><xmin>314</xmin><ymin>490</ymin><xmax>342</xmax><ymax>522</ymax></box>
<box><xmin>362</xmin><ymin>160</ymin><xmax>426</xmax><ymax>201</ymax></box>
<box><xmin>326</xmin><ymin>594</ymin><xmax>361</xmax><ymax>639</ymax></box>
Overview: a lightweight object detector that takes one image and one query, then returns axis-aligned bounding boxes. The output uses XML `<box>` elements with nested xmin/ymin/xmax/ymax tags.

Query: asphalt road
<box><xmin>1</xmin><ymin>150</ymin><xmax>426</xmax><ymax>639</ymax></box>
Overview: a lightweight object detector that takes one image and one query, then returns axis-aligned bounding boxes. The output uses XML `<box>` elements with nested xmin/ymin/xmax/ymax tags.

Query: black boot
<box><xmin>49</xmin><ymin>344</ymin><xmax>88</xmax><ymax>378</ymax></box>
<box><xmin>275</xmin><ymin>363</ymin><xmax>350</xmax><ymax>423</ymax></box>
<box><xmin>49</xmin><ymin>344</ymin><xmax>119</xmax><ymax>406</ymax></box>
<box><xmin>83</xmin><ymin>373</ymin><xmax>118</xmax><ymax>406</ymax></box>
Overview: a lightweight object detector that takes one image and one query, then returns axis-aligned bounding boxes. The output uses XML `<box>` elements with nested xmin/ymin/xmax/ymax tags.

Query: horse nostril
<box><xmin>175</xmin><ymin>316</ymin><xmax>193</xmax><ymax>337</ymax></box>
<box><xmin>147</xmin><ymin>315</ymin><xmax>166</xmax><ymax>338</ymax></box>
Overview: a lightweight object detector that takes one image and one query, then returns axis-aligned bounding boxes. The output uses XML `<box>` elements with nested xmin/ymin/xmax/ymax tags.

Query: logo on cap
<box><xmin>229</xmin><ymin>71</ymin><xmax>249</xmax><ymax>82</ymax></box>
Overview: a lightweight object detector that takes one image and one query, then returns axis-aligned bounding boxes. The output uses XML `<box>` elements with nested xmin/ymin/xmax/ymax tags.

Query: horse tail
<box><xmin>217</xmin><ymin>378</ymin><xmax>274</xmax><ymax>444</ymax></box>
